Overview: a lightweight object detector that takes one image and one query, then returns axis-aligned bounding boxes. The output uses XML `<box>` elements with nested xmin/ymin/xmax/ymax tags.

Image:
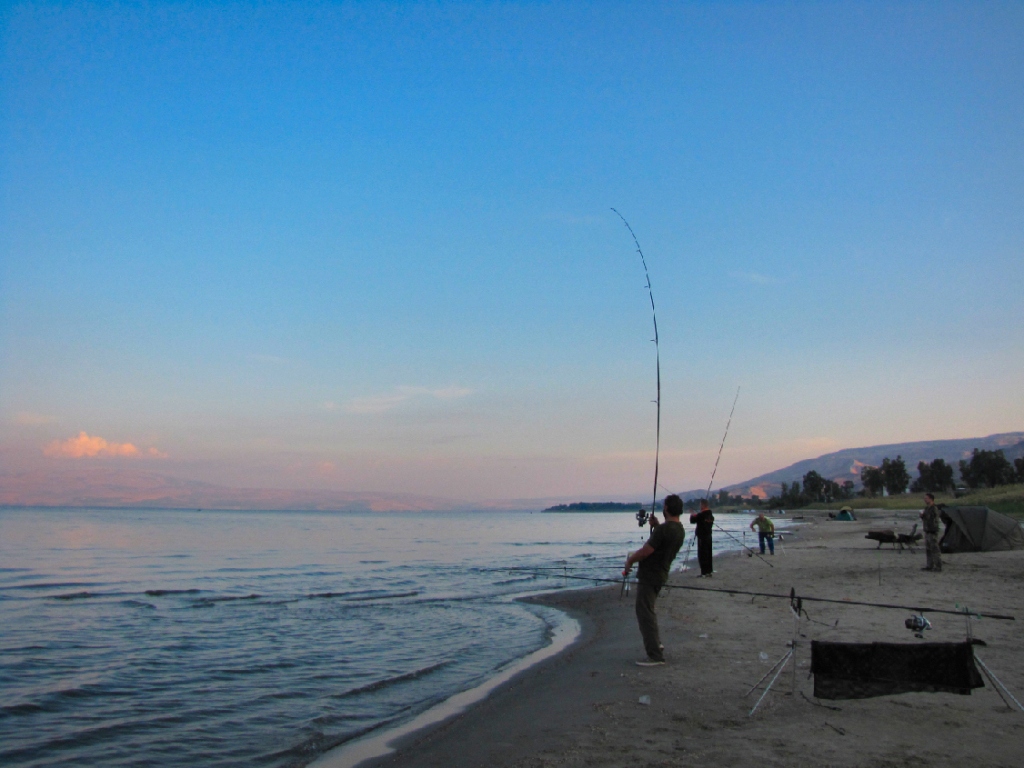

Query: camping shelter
<box><xmin>835</xmin><ymin>507</ymin><xmax>856</xmax><ymax>521</ymax></box>
<box><xmin>940</xmin><ymin>506</ymin><xmax>1024</xmax><ymax>553</ymax></box>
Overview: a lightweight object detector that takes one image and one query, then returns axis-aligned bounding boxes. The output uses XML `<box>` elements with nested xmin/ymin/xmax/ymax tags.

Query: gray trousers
<box><xmin>635</xmin><ymin>581</ymin><xmax>664</xmax><ymax>661</ymax></box>
<box><xmin>925</xmin><ymin>531</ymin><xmax>942</xmax><ymax>571</ymax></box>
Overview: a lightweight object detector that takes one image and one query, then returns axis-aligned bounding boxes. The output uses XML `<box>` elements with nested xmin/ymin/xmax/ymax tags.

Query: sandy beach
<box><xmin>333</xmin><ymin>510</ymin><xmax>1024</xmax><ymax>768</ymax></box>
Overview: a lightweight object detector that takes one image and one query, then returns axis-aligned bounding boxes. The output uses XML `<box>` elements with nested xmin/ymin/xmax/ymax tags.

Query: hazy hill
<box><xmin>724</xmin><ymin>432</ymin><xmax>1024</xmax><ymax>499</ymax></box>
<box><xmin>0</xmin><ymin>467</ymin><xmax>470</xmax><ymax>512</ymax></box>
<box><xmin>4</xmin><ymin>432</ymin><xmax>1021</xmax><ymax>511</ymax></box>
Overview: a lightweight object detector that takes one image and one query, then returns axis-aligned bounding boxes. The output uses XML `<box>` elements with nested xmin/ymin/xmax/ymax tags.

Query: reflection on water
<box><xmin>0</xmin><ymin>507</ymin><xmax>756</xmax><ymax>767</ymax></box>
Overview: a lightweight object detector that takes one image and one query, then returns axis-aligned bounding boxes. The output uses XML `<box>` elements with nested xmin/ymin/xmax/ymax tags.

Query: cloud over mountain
<box><xmin>43</xmin><ymin>432</ymin><xmax>167</xmax><ymax>459</ymax></box>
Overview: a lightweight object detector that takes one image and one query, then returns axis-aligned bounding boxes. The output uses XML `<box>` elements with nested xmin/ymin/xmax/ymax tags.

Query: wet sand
<box><xmin>327</xmin><ymin>511</ymin><xmax>1024</xmax><ymax>768</ymax></box>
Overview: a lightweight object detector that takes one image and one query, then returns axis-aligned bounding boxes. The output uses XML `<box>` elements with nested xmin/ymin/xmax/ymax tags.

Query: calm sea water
<box><xmin>0</xmin><ymin>507</ymin><xmax>755</xmax><ymax>768</ymax></box>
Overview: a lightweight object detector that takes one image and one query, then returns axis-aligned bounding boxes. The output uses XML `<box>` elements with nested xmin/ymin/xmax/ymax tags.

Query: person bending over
<box><xmin>690</xmin><ymin>499</ymin><xmax>715</xmax><ymax>577</ymax></box>
<box><xmin>750</xmin><ymin>512</ymin><xmax>775</xmax><ymax>555</ymax></box>
<box><xmin>623</xmin><ymin>495</ymin><xmax>686</xmax><ymax>666</ymax></box>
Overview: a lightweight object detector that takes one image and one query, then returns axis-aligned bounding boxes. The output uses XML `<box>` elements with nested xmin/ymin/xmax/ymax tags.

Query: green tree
<box><xmin>881</xmin><ymin>456</ymin><xmax>910</xmax><ymax>496</ymax></box>
<box><xmin>780</xmin><ymin>481</ymin><xmax>806</xmax><ymax>507</ymax></box>
<box><xmin>1016</xmin><ymin>457</ymin><xmax>1024</xmax><ymax>483</ymax></box>
<box><xmin>911</xmin><ymin>458</ymin><xmax>955</xmax><ymax>493</ymax></box>
<box><xmin>802</xmin><ymin>470</ymin><xmax>826</xmax><ymax>502</ymax></box>
<box><xmin>959</xmin><ymin>449</ymin><xmax>1016</xmax><ymax>488</ymax></box>
<box><xmin>861</xmin><ymin>465</ymin><xmax>884</xmax><ymax>497</ymax></box>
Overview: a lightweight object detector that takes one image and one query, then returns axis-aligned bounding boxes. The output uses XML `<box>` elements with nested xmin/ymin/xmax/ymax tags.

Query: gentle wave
<box><xmin>191</xmin><ymin>594</ymin><xmax>261</xmax><ymax>604</ymax></box>
<box><xmin>343</xmin><ymin>591</ymin><xmax>419</xmax><ymax>602</ymax></box>
<box><xmin>6</xmin><ymin>581</ymin><xmax>100</xmax><ymax>591</ymax></box>
<box><xmin>332</xmin><ymin>662</ymin><xmax>451</xmax><ymax>700</ymax></box>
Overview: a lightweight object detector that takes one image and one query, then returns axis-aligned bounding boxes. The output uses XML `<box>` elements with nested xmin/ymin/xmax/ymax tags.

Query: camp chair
<box><xmin>866</xmin><ymin>529</ymin><xmax>897</xmax><ymax>549</ymax></box>
<box><xmin>896</xmin><ymin>523</ymin><xmax>921</xmax><ymax>553</ymax></box>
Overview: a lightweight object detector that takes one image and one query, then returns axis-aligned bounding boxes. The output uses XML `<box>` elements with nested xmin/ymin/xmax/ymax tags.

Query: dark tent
<box><xmin>940</xmin><ymin>506</ymin><xmax>1024</xmax><ymax>553</ymax></box>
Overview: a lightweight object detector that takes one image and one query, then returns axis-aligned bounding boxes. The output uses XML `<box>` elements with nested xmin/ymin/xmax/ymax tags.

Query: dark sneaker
<box><xmin>636</xmin><ymin>658</ymin><xmax>665</xmax><ymax>667</ymax></box>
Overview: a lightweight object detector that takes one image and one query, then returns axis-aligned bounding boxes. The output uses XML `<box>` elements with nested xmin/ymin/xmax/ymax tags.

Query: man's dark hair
<box><xmin>664</xmin><ymin>494</ymin><xmax>683</xmax><ymax>518</ymax></box>
<box><xmin>924</xmin><ymin>492</ymin><xmax>935</xmax><ymax>502</ymax></box>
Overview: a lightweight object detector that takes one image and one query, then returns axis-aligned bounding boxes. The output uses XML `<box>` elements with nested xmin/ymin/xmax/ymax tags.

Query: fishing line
<box><xmin>611</xmin><ymin>208</ymin><xmax>660</xmax><ymax>519</ymax></box>
<box><xmin>714</xmin><ymin>520</ymin><xmax>772</xmax><ymax>567</ymax></box>
<box><xmin>657</xmin><ymin>479</ymin><xmax>766</xmax><ymax>568</ymax></box>
<box><xmin>498</xmin><ymin>569</ymin><xmax>1016</xmax><ymax>621</ymax></box>
<box><xmin>662</xmin><ymin>387</ymin><xmax>772</xmax><ymax>567</ymax></box>
<box><xmin>702</xmin><ymin>387</ymin><xmax>774</xmax><ymax>567</ymax></box>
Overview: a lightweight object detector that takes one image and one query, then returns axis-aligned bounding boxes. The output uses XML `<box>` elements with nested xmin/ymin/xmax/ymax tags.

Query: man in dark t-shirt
<box><xmin>623</xmin><ymin>494</ymin><xmax>686</xmax><ymax>666</ymax></box>
<box><xmin>690</xmin><ymin>499</ymin><xmax>715</xmax><ymax>576</ymax></box>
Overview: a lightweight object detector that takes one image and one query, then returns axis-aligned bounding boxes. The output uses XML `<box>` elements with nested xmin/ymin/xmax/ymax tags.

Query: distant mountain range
<box><xmin>721</xmin><ymin>432</ymin><xmax>1024</xmax><ymax>500</ymax></box>
<box><xmin>3</xmin><ymin>432</ymin><xmax>1021</xmax><ymax>511</ymax></box>
<box><xmin>0</xmin><ymin>467</ymin><xmax>471</xmax><ymax>513</ymax></box>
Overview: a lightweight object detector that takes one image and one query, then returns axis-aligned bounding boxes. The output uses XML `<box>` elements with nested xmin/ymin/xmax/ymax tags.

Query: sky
<box><xmin>2</xmin><ymin>1</ymin><xmax>1023</xmax><ymax>504</ymax></box>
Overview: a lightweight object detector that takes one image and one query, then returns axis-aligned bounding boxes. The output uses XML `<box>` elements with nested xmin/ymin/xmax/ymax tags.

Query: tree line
<box><xmin>763</xmin><ymin>448</ymin><xmax>1024</xmax><ymax>508</ymax></box>
<box><xmin>768</xmin><ymin>473</ymin><xmax>856</xmax><ymax>508</ymax></box>
<box><xmin>860</xmin><ymin>448</ymin><xmax>1024</xmax><ymax>497</ymax></box>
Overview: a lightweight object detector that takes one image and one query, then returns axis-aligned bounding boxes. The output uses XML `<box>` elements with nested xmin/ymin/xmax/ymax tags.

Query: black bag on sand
<box><xmin>811</xmin><ymin>640</ymin><xmax>984</xmax><ymax>700</ymax></box>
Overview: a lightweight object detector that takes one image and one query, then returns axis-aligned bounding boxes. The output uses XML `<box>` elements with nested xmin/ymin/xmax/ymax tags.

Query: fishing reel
<box><xmin>636</xmin><ymin>508</ymin><xmax>651</xmax><ymax>528</ymax></box>
<box><xmin>905</xmin><ymin>614</ymin><xmax>932</xmax><ymax>638</ymax></box>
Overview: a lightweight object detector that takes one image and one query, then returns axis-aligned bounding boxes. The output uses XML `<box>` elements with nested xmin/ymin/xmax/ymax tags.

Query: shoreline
<box><xmin>310</xmin><ymin>516</ymin><xmax>768</xmax><ymax>768</ymax></box>
<box><xmin>308</xmin><ymin>599</ymin><xmax>583</xmax><ymax>768</ymax></box>
<box><xmin>323</xmin><ymin>511</ymin><xmax>1024</xmax><ymax>768</ymax></box>
<box><xmin>310</xmin><ymin>519</ymin><xmax>770</xmax><ymax>768</ymax></box>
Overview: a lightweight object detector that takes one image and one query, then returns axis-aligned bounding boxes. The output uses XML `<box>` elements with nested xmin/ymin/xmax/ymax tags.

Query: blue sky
<box><xmin>2</xmin><ymin>1</ymin><xmax>1022</xmax><ymax>501</ymax></box>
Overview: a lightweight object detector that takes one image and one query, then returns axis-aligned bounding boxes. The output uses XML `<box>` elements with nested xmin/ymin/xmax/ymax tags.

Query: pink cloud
<box><xmin>43</xmin><ymin>432</ymin><xmax>165</xmax><ymax>459</ymax></box>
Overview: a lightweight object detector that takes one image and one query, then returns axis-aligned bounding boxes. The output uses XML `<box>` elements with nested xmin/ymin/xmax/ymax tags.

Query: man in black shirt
<box><xmin>623</xmin><ymin>494</ymin><xmax>686</xmax><ymax>666</ymax></box>
<box><xmin>690</xmin><ymin>499</ymin><xmax>715</xmax><ymax>577</ymax></box>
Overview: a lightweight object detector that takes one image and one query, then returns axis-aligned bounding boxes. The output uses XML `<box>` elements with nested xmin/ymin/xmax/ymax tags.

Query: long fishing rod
<box><xmin>671</xmin><ymin>386</ymin><xmax>771</xmax><ymax>567</ymax></box>
<box><xmin>706</xmin><ymin>386</ymin><xmax>740</xmax><ymax>500</ymax></box>
<box><xmin>611</xmin><ymin>208</ymin><xmax>660</xmax><ymax>519</ymax></box>
<box><xmin>500</xmin><ymin>569</ymin><xmax>1016</xmax><ymax>621</ymax></box>
<box><xmin>702</xmin><ymin>386</ymin><xmax>774</xmax><ymax>567</ymax></box>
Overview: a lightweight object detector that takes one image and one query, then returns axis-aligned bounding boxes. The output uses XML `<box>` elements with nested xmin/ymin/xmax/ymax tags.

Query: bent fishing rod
<box><xmin>610</xmin><ymin>214</ymin><xmax>765</xmax><ymax>571</ymax></box>
<box><xmin>612</xmin><ymin>208</ymin><xmax>660</xmax><ymax>519</ymax></box>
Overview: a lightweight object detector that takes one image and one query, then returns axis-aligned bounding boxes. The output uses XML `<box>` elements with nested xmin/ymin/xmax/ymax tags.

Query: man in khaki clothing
<box><xmin>920</xmin><ymin>492</ymin><xmax>942</xmax><ymax>572</ymax></box>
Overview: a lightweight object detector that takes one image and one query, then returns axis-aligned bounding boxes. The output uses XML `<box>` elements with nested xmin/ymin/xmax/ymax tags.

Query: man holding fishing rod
<box><xmin>623</xmin><ymin>494</ymin><xmax>686</xmax><ymax>666</ymax></box>
<box><xmin>690</xmin><ymin>499</ymin><xmax>715</xmax><ymax>577</ymax></box>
